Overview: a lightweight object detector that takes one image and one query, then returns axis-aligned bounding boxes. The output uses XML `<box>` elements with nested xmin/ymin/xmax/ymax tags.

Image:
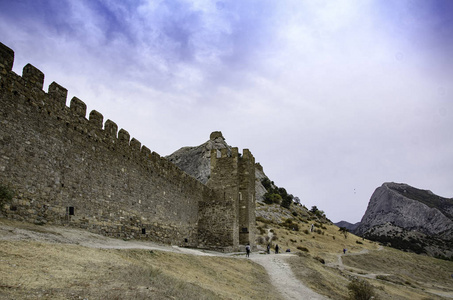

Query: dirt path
<box><xmin>251</xmin><ymin>254</ymin><xmax>328</xmax><ymax>300</ymax></box>
<box><xmin>326</xmin><ymin>246</ymin><xmax>391</xmax><ymax>279</ymax></box>
<box><xmin>0</xmin><ymin>222</ymin><xmax>216</xmax><ymax>255</ymax></box>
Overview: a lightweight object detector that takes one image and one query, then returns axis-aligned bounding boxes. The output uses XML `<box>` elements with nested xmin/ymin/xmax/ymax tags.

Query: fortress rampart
<box><xmin>0</xmin><ymin>42</ymin><xmax>255</xmax><ymax>251</ymax></box>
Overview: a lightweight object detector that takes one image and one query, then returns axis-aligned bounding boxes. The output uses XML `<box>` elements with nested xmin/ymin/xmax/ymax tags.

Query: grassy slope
<box><xmin>0</xmin><ymin>241</ymin><xmax>282</xmax><ymax>300</ymax></box>
<box><xmin>0</xmin><ymin>218</ymin><xmax>282</xmax><ymax>300</ymax></box>
<box><xmin>255</xmin><ymin>203</ymin><xmax>453</xmax><ymax>300</ymax></box>
<box><xmin>2</xmin><ymin>209</ymin><xmax>453</xmax><ymax>300</ymax></box>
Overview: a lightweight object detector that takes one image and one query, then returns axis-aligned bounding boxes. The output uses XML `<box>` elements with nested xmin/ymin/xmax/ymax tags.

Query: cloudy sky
<box><xmin>1</xmin><ymin>0</ymin><xmax>452</xmax><ymax>223</ymax></box>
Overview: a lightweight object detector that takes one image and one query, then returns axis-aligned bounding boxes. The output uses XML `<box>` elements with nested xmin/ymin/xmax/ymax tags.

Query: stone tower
<box><xmin>199</xmin><ymin>138</ymin><xmax>256</xmax><ymax>251</ymax></box>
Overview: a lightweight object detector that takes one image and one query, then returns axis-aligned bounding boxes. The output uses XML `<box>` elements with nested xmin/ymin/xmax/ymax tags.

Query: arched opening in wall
<box><xmin>141</xmin><ymin>228</ymin><xmax>146</xmax><ymax>234</ymax></box>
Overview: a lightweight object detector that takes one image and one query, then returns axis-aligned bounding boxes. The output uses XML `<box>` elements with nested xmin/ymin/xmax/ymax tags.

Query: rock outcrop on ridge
<box><xmin>166</xmin><ymin>131</ymin><xmax>231</xmax><ymax>184</ymax></box>
<box><xmin>166</xmin><ymin>131</ymin><xmax>269</xmax><ymax>202</ymax></box>
<box><xmin>355</xmin><ymin>182</ymin><xmax>453</xmax><ymax>258</ymax></box>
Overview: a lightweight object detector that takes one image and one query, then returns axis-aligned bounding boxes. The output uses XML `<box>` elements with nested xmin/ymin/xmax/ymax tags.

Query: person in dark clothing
<box><xmin>246</xmin><ymin>244</ymin><xmax>251</xmax><ymax>258</ymax></box>
<box><xmin>275</xmin><ymin>244</ymin><xmax>279</xmax><ymax>254</ymax></box>
<box><xmin>267</xmin><ymin>244</ymin><xmax>271</xmax><ymax>254</ymax></box>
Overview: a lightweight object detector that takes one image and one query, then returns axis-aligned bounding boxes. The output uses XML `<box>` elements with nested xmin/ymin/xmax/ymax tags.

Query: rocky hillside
<box><xmin>166</xmin><ymin>131</ymin><xmax>269</xmax><ymax>202</ymax></box>
<box><xmin>166</xmin><ymin>131</ymin><xmax>331</xmax><ymax>226</ymax></box>
<box><xmin>355</xmin><ymin>182</ymin><xmax>453</xmax><ymax>259</ymax></box>
<box><xmin>166</xmin><ymin>131</ymin><xmax>231</xmax><ymax>184</ymax></box>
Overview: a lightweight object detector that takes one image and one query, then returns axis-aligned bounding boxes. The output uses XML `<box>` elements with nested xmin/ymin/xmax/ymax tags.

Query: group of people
<box><xmin>245</xmin><ymin>243</ymin><xmax>282</xmax><ymax>257</ymax></box>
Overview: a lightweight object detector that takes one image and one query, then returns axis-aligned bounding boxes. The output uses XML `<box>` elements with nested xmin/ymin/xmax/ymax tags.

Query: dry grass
<box><xmin>116</xmin><ymin>249</ymin><xmax>281</xmax><ymax>300</ymax></box>
<box><xmin>256</xmin><ymin>220</ymin><xmax>379</xmax><ymax>259</ymax></box>
<box><xmin>255</xmin><ymin>218</ymin><xmax>453</xmax><ymax>300</ymax></box>
<box><xmin>2</xmin><ymin>215</ymin><xmax>453</xmax><ymax>300</ymax></box>
<box><xmin>0</xmin><ymin>239</ymin><xmax>280</xmax><ymax>299</ymax></box>
<box><xmin>288</xmin><ymin>252</ymin><xmax>350</xmax><ymax>299</ymax></box>
<box><xmin>342</xmin><ymin>246</ymin><xmax>453</xmax><ymax>294</ymax></box>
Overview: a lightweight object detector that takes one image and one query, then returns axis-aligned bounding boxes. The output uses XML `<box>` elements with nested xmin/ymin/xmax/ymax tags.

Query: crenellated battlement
<box><xmin>0</xmin><ymin>42</ymin><xmax>208</xmax><ymax>187</ymax></box>
<box><xmin>0</xmin><ymin>42</ymin><xmax>14</xmax><ymax>73</ymax></box>
<box><xmin>0</xmin><ymin>42</ymin><xmax>254</xmax><ymax>251</ymax></box>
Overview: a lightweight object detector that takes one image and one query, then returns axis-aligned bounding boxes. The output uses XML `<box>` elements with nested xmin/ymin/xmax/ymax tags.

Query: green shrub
<box><xmin>280</xmin><ymin>196</ymin><xmax>292</xmax><ymax>209</ymax></box>
<box><xmin>264</xmin><ymin>193</ymin><xmax>282</xmax><ymax>205</ymax></box>
<box><xmin>261</xmin><ymin>178</ymin><xmax>273</xmax><ymax>190</ymax></box>
<box><xmin>347</xmin><ymin>278</ymin><xmax>378</xmax><ymax>300</ymax></box>
<box><xmin>0</xmin><ymin>184</ymin><xmax>13</xmax><ymax>201</ymax></box>
<box><xmin>0</xmin><ymin>184</ymin><xmax>14</xmax><ymax>211</ymax></box>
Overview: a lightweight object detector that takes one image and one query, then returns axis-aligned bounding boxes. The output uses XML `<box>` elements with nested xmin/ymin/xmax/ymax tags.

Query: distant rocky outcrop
<box><xmin>166</xmin><ymin>131</ymin><xmax>269</xmax><ymax>202</ymax></box>
<box><xmin>334</xmin><ymin>221</ymin><xmax>361</xmax><ymax>232</ymax></box>
<box><xmin>355</xmin><ymin>182</ymin><xmax>453</xmax><ymax>259</ymax></box>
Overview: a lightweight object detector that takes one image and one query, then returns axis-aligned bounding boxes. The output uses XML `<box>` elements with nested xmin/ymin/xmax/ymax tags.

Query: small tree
<box><xmin>310</xmin><ymin>206</ymin><xmax>318</xmax><ymax>214</ymax></box>
<box><xmin>281</xmin><ymin>194</ymin><xmax>293</xmax><ymax>209</ymax></box>
<box><xmin>339</xmin><ymin>227</ymin><xmax>349</xmax><ymax>239</ymax></box>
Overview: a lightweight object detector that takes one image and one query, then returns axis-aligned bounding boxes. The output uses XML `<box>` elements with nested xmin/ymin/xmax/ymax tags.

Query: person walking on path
<box><xmin>245</xmin><ymin>244</ymin><xmax>251</xmax><ymax>258</ymax></box>
<box><xmin>267</xmin><ymin>244</ymin><xmax>271</xmax><ymax>254</ymax></box>
<box><xmin>275</xmin><ymin>244</ymin><xmax>279</xmax><ymax>254</ymax></box>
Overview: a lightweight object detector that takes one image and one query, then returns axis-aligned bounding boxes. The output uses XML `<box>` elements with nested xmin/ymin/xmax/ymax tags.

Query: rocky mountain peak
<box><xmin>354</xmin><ymin>182</ymin><xmax>453</xmax><ymax>258</ymax></box>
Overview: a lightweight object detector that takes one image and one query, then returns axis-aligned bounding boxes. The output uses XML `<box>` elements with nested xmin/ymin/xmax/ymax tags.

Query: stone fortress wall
<box><xmin>0</xmin><ymin>42</ymin><xmax>255</xmax><ymax>251</ymax></box>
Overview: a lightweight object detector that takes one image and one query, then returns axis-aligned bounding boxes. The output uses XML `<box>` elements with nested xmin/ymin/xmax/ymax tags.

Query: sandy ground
<box><xmin>0</xmin><ymin>222</ymin><xmax>327</xmax><ymax>300</ymax></box>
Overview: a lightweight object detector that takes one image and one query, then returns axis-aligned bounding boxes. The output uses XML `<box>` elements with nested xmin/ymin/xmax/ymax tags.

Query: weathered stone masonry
<box><xmin>0</xmin><ymin>42</ymin><xmax>255</xmax><ymax>251</ymax></box>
